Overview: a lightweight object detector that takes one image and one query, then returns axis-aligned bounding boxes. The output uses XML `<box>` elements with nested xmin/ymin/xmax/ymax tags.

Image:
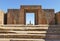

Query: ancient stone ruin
<box><xmin>0</xmin><ymin>5</ymin><xmax>60</xmax><ymax>41</ymax></box>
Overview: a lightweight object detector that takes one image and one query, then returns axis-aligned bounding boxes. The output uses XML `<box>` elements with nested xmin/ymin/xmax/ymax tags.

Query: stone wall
<box><xmin>2</xmin><ymin>5</ymin><xmax>60</xmax><ymax>25</ymax></box>
<box><xmin>43</xmin><ymin>9</ymin><xmax>55</xmax><ymax>25</ymax></box>
<box><xmin>7</xmin><ymin>5</ymin><xmax>48</xmax><ymax>25</ymax></box>
<box><xmin>7</xmin><ymin>9</ymin><xmax>19</xmax><ymax>24</ymax></box>
<box><xmin>0</xmin><ymin>10</ymin><xmax>4</xmax><ymax>25</ymax></box>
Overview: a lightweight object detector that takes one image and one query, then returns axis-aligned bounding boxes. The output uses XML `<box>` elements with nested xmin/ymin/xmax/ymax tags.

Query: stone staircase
<box><xmin>0</xmin><ymin>25</ymin><xmax>60</xmax><ymax>41</ymax></box>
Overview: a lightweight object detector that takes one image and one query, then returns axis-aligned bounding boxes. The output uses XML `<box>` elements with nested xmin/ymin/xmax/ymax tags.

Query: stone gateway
<box><xmin>7</xmin><ymin>5</ymin><xmax>55</xmax><ymax>25</ymax></box>
<box><xmin>0</xmin><ymin>5</ymin><xmax>60</xmax><ymax>41</ymax></box>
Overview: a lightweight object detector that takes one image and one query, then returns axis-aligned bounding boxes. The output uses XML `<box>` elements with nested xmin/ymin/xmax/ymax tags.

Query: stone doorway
<box><xmin>19</xmin><ymin>5</ymin><xmax>41</xmax><ymax>25</ymax></box>
<box><xmin>26</xmin><ymin>13</ymin><xmax>35</xmax><ymax>25</ymax></box>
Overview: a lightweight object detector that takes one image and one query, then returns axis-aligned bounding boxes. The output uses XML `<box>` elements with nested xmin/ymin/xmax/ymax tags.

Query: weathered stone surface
<box><xmin>7</xmin><ymin>9</ymin><xmax>19</xmax><ymax>24</ymax></box>
<box><xmin>0</xmin><ymin>10</ymin><xmax>4</xmax><ymax>25</ymax></box>
<box><xmin>0</xmin><ymin>25</ymin><xmax>60</xmax><ymax>41</ymax></box>
<box><xmin>43</xmin><ymin>9</ymin><xmax>55</xmax><ymax>25</ymax></box>
<box><xmin>0</xmin><ymin>5</ymin><xmax>60</xmax><ymax>41</ymax></box>
<box><xmin>7</xmin><ymin>5</ymin><xmax>48</xmax><ymax>25</ymax></box>
<box><xmin>0</xmin><ymin>5</ymin><xmax>60</xmax><ymax>25</ymax></box>
<box><xmin>55</xmin><ymin>12</ymin><xmax>60</xmax><ymax>24</ymax></box>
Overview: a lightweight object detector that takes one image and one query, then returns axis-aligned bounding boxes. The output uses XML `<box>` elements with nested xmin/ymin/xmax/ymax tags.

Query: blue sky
<box><xmin>0</xmin><ymin>0</ymin><xmax>60</xmax><ymax>24</ymax></box>
<box><xmin>0</xmin><ymin>0</ymin><xmax>60</xmax><ymax>12</ymax></box>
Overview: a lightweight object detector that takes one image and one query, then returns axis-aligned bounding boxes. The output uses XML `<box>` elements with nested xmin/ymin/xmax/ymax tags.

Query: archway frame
<box><xmin>19</xmin><ymin>5</ymin><xmax>43</xmax><ymax>25</ymax></box>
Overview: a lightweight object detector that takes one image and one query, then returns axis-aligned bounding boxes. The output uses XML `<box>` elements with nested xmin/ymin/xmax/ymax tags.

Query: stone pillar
<box><xmin>0</xmin><ymin>10</ymin><xmax>4</xmax><ymax>25</ymax></box>
<box><xmin>19</xmin><ymin>7</ymin><xmax>25</xmax><ymax>25</ymax></box>
<box><xmin>55</xmin><ymin>12</ymin><xmax>60</xmax><ymax>25</ymax></box>
<box><xmin>37</xmin><ymin>6</ymin><xmax>42</xmax><ymax>24</ymax></box>
<box><xmin>38</xmin><ymin>7</ymin><xmax>47</xmax><ymax>24</ymax></box>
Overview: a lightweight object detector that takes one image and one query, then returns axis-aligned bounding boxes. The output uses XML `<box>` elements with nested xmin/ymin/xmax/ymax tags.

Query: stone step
<box><xmin>0</xmin><ymin>33</ymin><xmax>45</xmax><ymax>39</ymax></box>
<box><xmin>0</xmin><ymin>33</ymin><xmax>46</xmax><ymax>36</ymax></box>
<box><xmin>0</xmin><ymin>30</ymin><xmax>60</xmax><ymax>34</ymax></box>
<box><xmin>0</xmin><ymin>28</ymin><xmax>47</xmax><ymax>31</ymax></box>
<box><xmin>0</xmin><ymin>33</ymin><xmax>60</xmax><ymax>39</ymax></box>
<box><xmin>6</xmin><ymin>30</ymin><xmax>60</xmax><ymax>34</ymax></box>
<box><xmin>0</xmin><ymin>34</ymin><xmax>45</xmax><ymax>39</ymax></box>
<box><xmin>0</xmin><ymin>38</ymin><xmax>60</xmax><ymax>41</ymax></box>
<box><xmin>0</xmin><ymin>28</ymin><xmax>60</xmax><ymax>31</ymax></box>
<box><xmin>0</xmin><ymin>26</ymin><xmax>48</xmax><ymax>29</ymax></box>
<box><xmin>11</xmin><ymin>28</ymin><xmax>60</xmax><ymax>31</ymax></box>
<box><xmin>0</xmin><ymin>38</ymin><xmax>45</xmax><ymax>41</ymax></box>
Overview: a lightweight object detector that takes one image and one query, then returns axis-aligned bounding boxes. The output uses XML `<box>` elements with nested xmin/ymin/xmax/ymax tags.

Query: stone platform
<box><xmin>0</xmin><ymin>25</ymin><xmax>60</xmax><ymax>41</ymax></box>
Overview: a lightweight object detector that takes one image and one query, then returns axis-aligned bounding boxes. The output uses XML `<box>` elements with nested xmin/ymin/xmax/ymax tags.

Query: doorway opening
<box><xmin>26</xmin><ymin>13</ymin><xmax>35</xmax><ymax>25</ymax></box>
